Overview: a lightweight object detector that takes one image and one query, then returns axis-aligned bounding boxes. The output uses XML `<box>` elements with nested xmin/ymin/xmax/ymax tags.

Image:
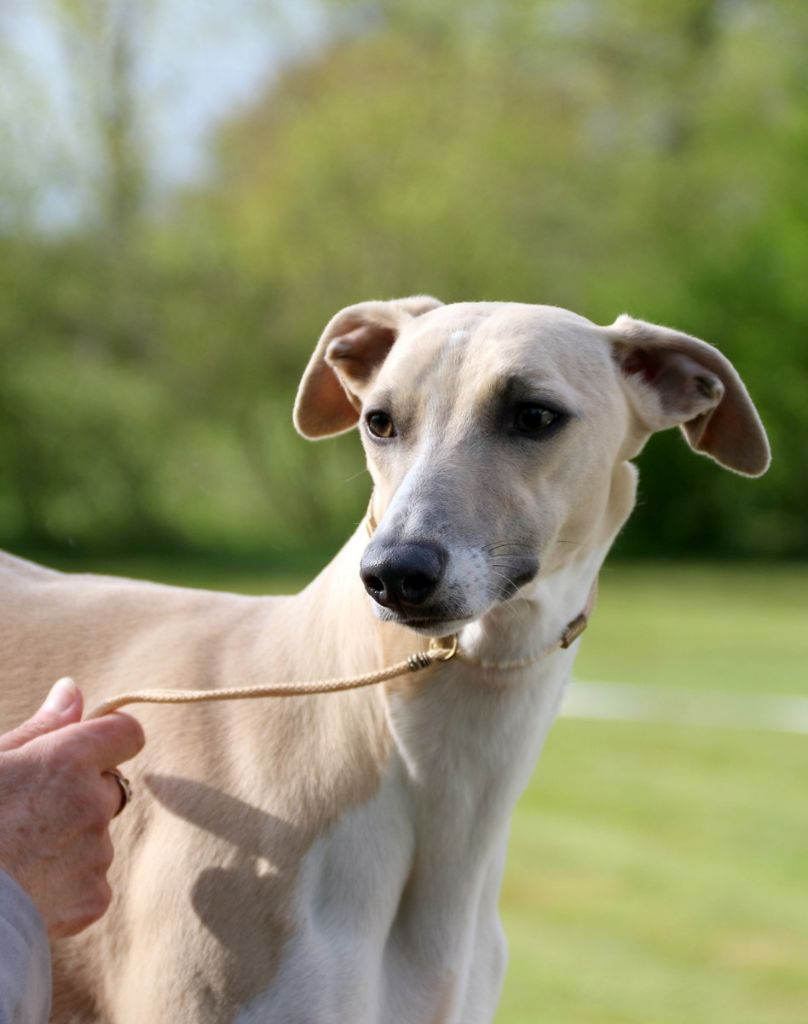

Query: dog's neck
<box><xmin>300</xmin><ymin>523</ymin><xmax>604</xmax><ymax>782</ymax></box>
<box><xmin>295</xmin><ymin>526</ymin><xmax>602</xmax><ymax>1016</ymax></box>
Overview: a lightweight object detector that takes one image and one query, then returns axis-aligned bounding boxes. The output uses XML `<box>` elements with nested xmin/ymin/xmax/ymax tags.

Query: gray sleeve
<box><xmin>0</xmin><ymin>870</ymin><xmax>51</xmax><ymax>1024</ymax></box>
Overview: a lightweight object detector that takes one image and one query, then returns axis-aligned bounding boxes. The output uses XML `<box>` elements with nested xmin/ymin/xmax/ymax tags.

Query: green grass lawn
<box><xmin>576</xmin><ymin>563</ymin><xmax>808</xmax><ymax>696</ymax></box>
<box><xmin>499</xmin><ymin>719</ymin><xmax>808</xmax><ymax>1024</ymax></box>
<box><xmin>37</xmin><ymin>554</ymin><xmax>808</xmax><ymax>1020</ymax></box>
<box><xmin>498</xmin><ymin>563</ymin><xmax>808</xmax><ymax>1023</ymax></box>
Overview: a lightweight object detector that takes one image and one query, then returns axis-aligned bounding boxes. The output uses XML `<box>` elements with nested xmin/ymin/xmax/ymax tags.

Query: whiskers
<box><xmin>487</xmin><ymin>565</ymin><xmax>533</xmax><ymax>625</ymax></box>
<box><xmin>486</xmin><ymin>538</ymin><xmax>584</xmax><ymax>553</ymax></box>
<box><xmin>485</xmin><ymin>541</ymin><xmax>533</xmax><ymax>557</ymax></box>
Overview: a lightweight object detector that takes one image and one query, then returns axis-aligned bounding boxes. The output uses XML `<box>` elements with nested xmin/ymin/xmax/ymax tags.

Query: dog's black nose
<box><xmin>360</xmin><ymin>542</ymin><xmax>447</xmax><ymax>609</ymax></box>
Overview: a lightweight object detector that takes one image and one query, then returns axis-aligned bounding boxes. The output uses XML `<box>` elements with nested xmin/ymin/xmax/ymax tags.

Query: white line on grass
<box><xmin>563</xmin><ymin>681</ymin><xmax>808</xmax><ymax>735</ymax></box>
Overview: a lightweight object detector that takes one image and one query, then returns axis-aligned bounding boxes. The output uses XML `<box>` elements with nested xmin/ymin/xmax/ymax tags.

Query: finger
<box><xmin>0</xmin><ymin>678</ymin><xmax>84</xmax><ymax>753</ymax></box>
<box><xmin>49</xmin><ymin>876</ymin><xmax>113</xmax><ymax>940</ymax></box>
<box><xmin>92</xmin><ymin>827</ymin><xmax>115</xmax><ymax>873</ymax></box>
<box><xmin>47</xmin><ymin>711</ymin><xmax>146</xmax><ymax>769</ymax></box>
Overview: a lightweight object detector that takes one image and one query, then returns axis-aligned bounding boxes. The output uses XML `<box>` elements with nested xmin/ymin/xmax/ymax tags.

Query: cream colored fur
<box><xmin>0</xmin><ymin>301</ymin><xmax>768</xmax><ymax>1023</ymax></box>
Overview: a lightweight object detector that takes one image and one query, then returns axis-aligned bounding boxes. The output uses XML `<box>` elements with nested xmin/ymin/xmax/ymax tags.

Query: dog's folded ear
<box><xmin>293</xmin><ymin>296</ymin><xmax>443</xmax><ymax>439</ymax></box>
<box><xmin>607</xmin><ymin>315</ymin><xmax>770</xmax><ymax>476</ymax></box>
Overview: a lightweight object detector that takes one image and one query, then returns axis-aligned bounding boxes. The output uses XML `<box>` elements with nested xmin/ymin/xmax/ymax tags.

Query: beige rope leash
<box><xmin>87</xmin><ymin>503</ymin><xmax>596</xmax><ymax>719</ymax></box>
<box><xmin>87</xmin><ymin>595</ymin><xmax>594</xmax><ymax>720</ymax></box>
<box><xmin>87</xmin><ymin>636</ymin><xmax>459</xmax><ymax>719</ymax></box>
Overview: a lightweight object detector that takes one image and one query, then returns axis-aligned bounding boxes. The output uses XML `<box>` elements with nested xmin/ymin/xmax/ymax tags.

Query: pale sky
<box><xmin>0</xmin><ymin>0</ymin><xmax>329</xmax><ymax>227</ymax></box>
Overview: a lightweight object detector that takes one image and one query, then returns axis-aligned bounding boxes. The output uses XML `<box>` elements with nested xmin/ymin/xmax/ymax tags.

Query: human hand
<box><xmin>0</xmin><ymin>678</ymin><xmax>145</xmax><ymax>938</ymax></box>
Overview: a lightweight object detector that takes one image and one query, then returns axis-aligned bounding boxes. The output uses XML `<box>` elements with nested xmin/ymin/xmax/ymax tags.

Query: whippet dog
<box><xmin>0</xmin><ymin>299</ymin><xmax>769</xmax><ymax>1023</ymax></box>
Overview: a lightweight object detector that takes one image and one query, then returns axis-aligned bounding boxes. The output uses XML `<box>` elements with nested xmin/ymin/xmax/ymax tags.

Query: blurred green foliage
<box><xmin>1</xmin><ymin>0</ymin><xmax>805</xmax><ymax>560</ymax></box>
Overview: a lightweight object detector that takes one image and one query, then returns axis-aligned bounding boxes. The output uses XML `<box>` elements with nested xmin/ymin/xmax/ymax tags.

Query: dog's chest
<box><xmin>233</xmin><ymin>667</ymin><xmax>566</xmax><ymax>1024</ymax></box>
<box><xmin>232</xmin><ymin>775</ymin><xmax>506</xmax><ymax>1024</ymax></box>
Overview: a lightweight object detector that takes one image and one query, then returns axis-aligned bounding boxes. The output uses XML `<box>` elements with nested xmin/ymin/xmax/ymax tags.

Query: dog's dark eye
<box><xmin>513</xmin><ymin>403</ymin><xmax>562</xmax><ymax>435</ymax></box>
<box><xmin>366</xmin><ymin>410</ymin><xmax>396</xmax><ymax>438</ymax></box>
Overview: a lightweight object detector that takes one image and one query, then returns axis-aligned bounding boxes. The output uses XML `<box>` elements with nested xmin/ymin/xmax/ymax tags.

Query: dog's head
<box><xmin>295</xmin><ymin>299</ymin><xmax>769</xmax><ymax>635</ymax></box>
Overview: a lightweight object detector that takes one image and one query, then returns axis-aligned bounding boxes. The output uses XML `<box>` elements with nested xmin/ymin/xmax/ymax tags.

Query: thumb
<box><xmin>0</xmin><ymin>678</ymin><xmax>84</xmax><ymax>753</ymax></box>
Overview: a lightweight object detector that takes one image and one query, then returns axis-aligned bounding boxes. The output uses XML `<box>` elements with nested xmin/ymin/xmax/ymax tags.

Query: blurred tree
<box><xmin>0</xmin><ymin>0</ymin><xmax>805</xmax><ymax>559</ymax></box>
<box><xmin>0</xmin><ymin>0</ymin><xmax>173</xmax><ymax>549</ymax></box>
<box><xmin>193</xmin><ymin>0</ymin><xmax>807</xmax><ymax>557</ymax></box>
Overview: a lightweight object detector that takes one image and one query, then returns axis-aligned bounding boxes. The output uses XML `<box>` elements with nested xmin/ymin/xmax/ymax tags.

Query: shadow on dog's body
<box><xmin>0</xmin><ymin>300</ymin><xmax>769</xmax><ymax>1023</ymax></box>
